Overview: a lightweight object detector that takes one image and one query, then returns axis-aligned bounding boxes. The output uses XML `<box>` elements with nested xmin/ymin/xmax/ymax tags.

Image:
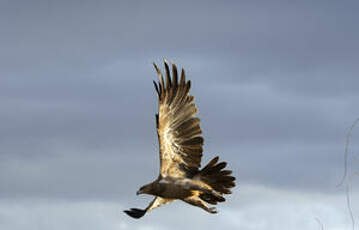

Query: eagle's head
<box><xmin>136</xmin><ymin>183</ymin><xmax>153</xmax><ymax>195</ymax></box>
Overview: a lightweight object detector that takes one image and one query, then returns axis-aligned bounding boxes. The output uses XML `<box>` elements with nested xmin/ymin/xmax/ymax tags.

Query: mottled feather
<box><xmin>154</xmin><ymin>61</ymin><xmax>203</xmax><ymax>178</ymax></box>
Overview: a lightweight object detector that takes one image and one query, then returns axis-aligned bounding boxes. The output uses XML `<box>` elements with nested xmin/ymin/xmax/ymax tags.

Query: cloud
<box><xmin>0</xmin><ymin>185</ymin><xmax>356</xmax><ymax>230</ymax></box>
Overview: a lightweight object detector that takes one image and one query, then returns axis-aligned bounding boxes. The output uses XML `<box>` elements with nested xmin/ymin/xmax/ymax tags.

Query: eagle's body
<box><xmin>149</xmin><ymin>177</ymin><xmax>196</xmax><ymax>199</ymax></box>
<box><xmin>124</xmin><ymin>60</ymin><xmax>236</xmax><ymax>219</ymax></box>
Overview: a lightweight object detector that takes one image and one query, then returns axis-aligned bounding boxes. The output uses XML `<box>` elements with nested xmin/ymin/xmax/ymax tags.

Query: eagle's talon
<box><xmin>209</xmin><ymin>207</ymin><xmax>218</xmax><ymax>214</ymax></box>
<box><xmin>211</xmin><ymin>190</ymin><xmax>222</xmax><ymax>198</ymax></box>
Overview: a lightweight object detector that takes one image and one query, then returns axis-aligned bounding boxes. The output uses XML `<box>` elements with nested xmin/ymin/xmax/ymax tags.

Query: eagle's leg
<box><xmin>181</xmin><ymin>180</ymin><xmax>224</xmax><ymax>201</ymax></box>
<box><xmin>183</xmin><ymin>196</ymin><xmax>217</xmax><ymax>214</ymax></box>
<box><xmin>195</xmin><ymin>186</ymin><xmax>223</xmax><ymax>201</ymax></box>
<box><xmin>201</xmin><ymin>188</ymin><xmax>223</xmax><ymax>201</ymax></box>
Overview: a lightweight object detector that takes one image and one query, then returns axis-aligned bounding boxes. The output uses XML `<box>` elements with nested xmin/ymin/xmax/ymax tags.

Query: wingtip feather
<box><xmin>153</xmin><ymin>80</ymin><xmax>159</xmax><ymax>96</ymax></box>
<box><xmin>164</xmin><ymin>59</ymin><xmax>172</xmax><ymax>89</ymax></box>
<box><xmin>153</xmin><ymin>62</ymin><xmax>165</xmax><ymax>97</ymax></box>
<box><xmin>124</xmin><ymin>208</ymin><xmax>146</xmax><ymax>219</ymax></box>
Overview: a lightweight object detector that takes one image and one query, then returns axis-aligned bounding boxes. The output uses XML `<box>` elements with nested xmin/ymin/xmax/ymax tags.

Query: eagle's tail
<box><xmin>197</xmin><ymin>156</ymin><xmax>236</xmax><ymax>204</ymax></box>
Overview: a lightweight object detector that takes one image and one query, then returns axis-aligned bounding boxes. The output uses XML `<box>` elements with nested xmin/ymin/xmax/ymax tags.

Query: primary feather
<box><xmin>153</xmin><ymin>60</ymin><xmax>203</xmax><ymax>178</ymax></box>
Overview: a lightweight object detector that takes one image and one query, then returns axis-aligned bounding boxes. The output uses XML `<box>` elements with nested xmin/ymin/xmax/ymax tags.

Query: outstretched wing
<box><xmin>124</xmin><ymin>197</ymin><xmax>173</xmax><ymax>219</ymax></box>
<box><xmin>153</xmin><ymin>60</ymin><xmax>204</xmax><ymax>178</ymax></box>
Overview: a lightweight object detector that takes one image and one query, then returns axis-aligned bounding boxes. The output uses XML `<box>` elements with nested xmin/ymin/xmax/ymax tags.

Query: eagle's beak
<box><xmin>136</xmin><ymin>190</ymin><xmax>141</xmax><ymax>195</ymax></box>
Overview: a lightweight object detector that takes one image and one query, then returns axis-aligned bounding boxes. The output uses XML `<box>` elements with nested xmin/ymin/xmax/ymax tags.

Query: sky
<box><xmin>1</xmin><ymin>0</ymin><xmax>359</xmax><ymax>229</ymax></box>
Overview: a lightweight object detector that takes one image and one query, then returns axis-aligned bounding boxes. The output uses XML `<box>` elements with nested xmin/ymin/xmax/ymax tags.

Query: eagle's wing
<box><xmin>124</xmin><ymin>197</ymin><xmax>173</xmax><ymax>219</ymax></box>
<box><xmin>153</xmin><ymin>61</ymin><xmax>203</xmax><ymax>178</ymax></box>
<box><xmin>147</xmin><ymin>196</ymin><xmax>174</xmax><ymax>212</ymax></box>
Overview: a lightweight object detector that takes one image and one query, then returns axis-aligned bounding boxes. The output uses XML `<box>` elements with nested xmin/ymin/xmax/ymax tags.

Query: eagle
<box><xmin>124</xmin><ymin>60</ymin><xmax>236</xmax><ymax>219</ymax></box>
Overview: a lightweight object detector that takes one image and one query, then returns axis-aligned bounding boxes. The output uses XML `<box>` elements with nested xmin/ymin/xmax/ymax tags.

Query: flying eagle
<box><xmin>124</xmin><ymin>60</ymin><xmax>236</xmax><ymax>219</ymax></box>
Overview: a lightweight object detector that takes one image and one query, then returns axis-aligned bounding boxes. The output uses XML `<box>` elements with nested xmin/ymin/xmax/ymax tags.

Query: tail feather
<box><xmin>199</xmin><ymin>193</ymin><xmax>224</xmax><ymax>205</ymax></box>
<box><xmin>198</xmin><ymin>156</ymin><xmax>236</xmax><ymax>196</ymax></box>
<box><xmin>200</xmin><ymin>156</ymin><xmax>219</xmax><ymax>173</ymax></box>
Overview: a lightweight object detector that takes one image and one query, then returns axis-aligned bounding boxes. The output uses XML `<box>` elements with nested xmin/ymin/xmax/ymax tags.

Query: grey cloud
<box><xmin>0</xmin><ymin>55</ymin><xmax>358</xmax><ymax>198</ymax></box>
<box><xmin>1</xmin><ymin>1</ymin><xmax>358</xmax><ymax>71</ymax></box>
<box><xmin>0</xmin><ymin>186</ymin><xmax>356</xmax><ymax>230</ymax></box>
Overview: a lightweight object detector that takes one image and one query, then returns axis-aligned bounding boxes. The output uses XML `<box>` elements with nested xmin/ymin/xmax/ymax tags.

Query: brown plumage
<box><xmin>124</xmin><ymin>60</ymin><xmax>236</xmax><ymax>219</ymax></box>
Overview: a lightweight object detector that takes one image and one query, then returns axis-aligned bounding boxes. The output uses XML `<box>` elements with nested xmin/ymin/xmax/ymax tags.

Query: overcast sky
<box><xmin>1</xmin><ymin>0</ymin><xmax>359</xmax><ymax>229</ymax></box>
